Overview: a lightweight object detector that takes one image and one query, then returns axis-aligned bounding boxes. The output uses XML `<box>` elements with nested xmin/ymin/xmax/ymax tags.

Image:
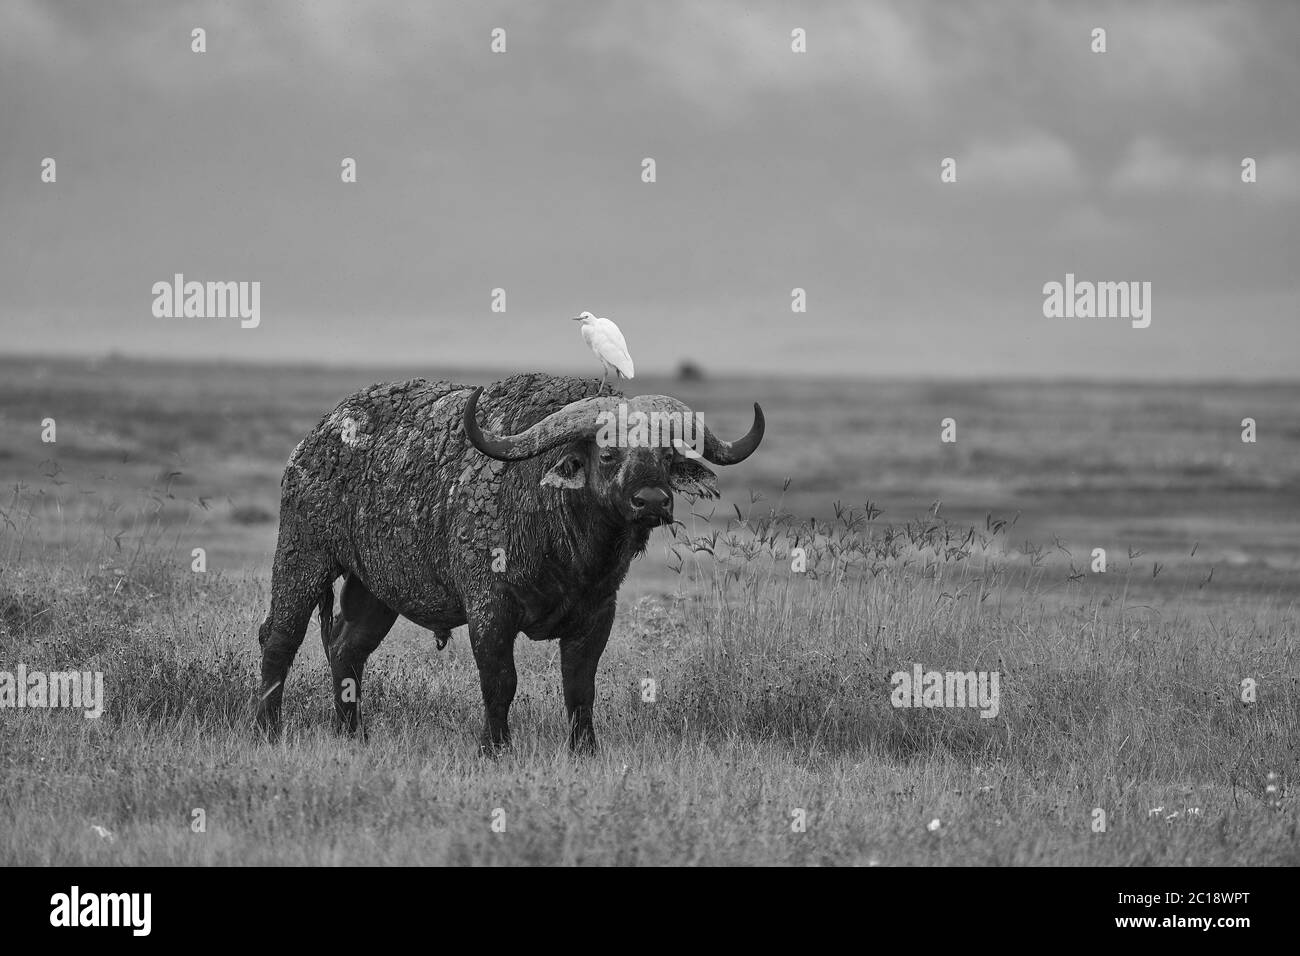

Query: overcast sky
<box><xmin>2</xmin><ymin>0</ymin><xmax>1297</xmax><ymax>379</ymax></box>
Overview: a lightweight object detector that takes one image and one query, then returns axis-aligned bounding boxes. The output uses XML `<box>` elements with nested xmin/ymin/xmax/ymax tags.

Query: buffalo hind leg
<box><xmin>469</xmin><ymin>611</ymin><xmax>519</xmax><ymax>756</ymax></box>
<box><xmin>256</xmin><ymin>549</ymin><xmax>334</xmax><ymax>738</ymax></box>
<box><xmin>560</xmin><ymin>602</ymin><xmax>614</xmax><ymax>754</ymax></box>
<box><xmin>324</xmin><ymin>573</ymin><xmax>399</xmax><ymax>736</ymax></box>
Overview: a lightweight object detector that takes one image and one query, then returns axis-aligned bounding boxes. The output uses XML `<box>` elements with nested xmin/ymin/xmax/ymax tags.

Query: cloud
<box><xmin>560</xmin><ymin>0</ymin><xmax>1277</xmax><ymax>120</ymax></box>
<box><xmin>570</xmin><ymin>2</ymin><xmax>951</xmax><ymax>116</ymax></box>
<box><xmin>0</xmin><ymin>1</ymin><xmax>544</xmax><ymax>93</ymax></box>
<box><xmin>1051</xmin><ymin>203</ymin><xmax>1126</xmax><ymax>241</ymax></box>
<box><xmin>3</xmin><ymin>1</ymin><xmax>1289</xmax><ymax>126</ymax></box>
<box><xmin>959</xmin><ymin>130</ymin><xmax>1085</xmax><ymax>190</ymax></box>
<box><xmin>1077</xmin><ymin>4</ymin><xmax>1250</xmax><ymax>100</ymax></box>
<box><xmin>1111</xmin><ymin>137</ymin><xmax>1300</xmax><ymax>200</ymax></box>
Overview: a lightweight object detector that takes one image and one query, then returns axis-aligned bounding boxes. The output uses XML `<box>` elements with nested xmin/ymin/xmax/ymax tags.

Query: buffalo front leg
<box><xmin>468</xmin><ymin>611</ymin><xmax>519</xmax><ymax>756</ymax></box>
<box><xmin>560</xmin><ymin>602</ymin><xmax>614</xmax><ymax>754</ymax></box>
<box><xmin>324</xmin><ymin>573</ymin><xmax>398</xmax><ymax>736</ymax></box>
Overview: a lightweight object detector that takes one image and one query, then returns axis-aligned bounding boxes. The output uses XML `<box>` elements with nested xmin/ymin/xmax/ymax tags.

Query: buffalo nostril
<box><xmin>631</xmin><ymin>488</ymin><xmax>670</xmax><ymax>514</ymax></box>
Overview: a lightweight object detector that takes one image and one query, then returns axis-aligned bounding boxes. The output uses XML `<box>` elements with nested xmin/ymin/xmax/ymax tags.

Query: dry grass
<box><xmin>2</xmin><ymin>482</ymin><xmax>1296</xmax><ymax>865</ymax></box>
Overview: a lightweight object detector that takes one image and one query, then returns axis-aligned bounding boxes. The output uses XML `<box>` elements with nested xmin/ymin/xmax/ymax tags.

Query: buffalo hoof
<box><xmin>254</xmin><ymin>713</ymin><xmax>282</xmax><ymax>743</ymax></box>
<box><xmin>331</xmin><ymin>717</ymin><xmax>369</xmax><ymax>742</ymax></box>
<box><xmin>478</xmin><ymin>738</ymin><xmax>512</xmax><ymax>759</ymax></box>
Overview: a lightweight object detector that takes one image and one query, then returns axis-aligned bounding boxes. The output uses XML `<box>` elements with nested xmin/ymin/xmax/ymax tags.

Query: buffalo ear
<box><xmin>540</xmin><ymin>448</ymin><xmax>587</xmax><ymax>490</ymax></box>
<box><xmin>669</xmin><ymin>458</ymin><xmax>720</xmax><ymax>500</ymax></box>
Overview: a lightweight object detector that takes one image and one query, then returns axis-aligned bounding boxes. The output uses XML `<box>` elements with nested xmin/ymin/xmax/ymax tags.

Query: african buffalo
<box><xmin>255</xmin><ymin>373</ymin><xmax>764</xmax><ymax>752</ymax></box>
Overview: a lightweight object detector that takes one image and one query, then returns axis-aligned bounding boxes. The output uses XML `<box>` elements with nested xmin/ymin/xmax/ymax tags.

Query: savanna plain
<box><xmin>1</xmin><ymin>356</ymin><xmax>1296</xmax><ymax>865</ymax></box>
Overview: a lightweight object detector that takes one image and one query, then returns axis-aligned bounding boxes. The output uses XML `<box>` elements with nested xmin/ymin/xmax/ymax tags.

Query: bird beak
<box><xmin>571</xmin><ymin>315</ymin><xmax>584</xmax><ymax>321</ymax></box>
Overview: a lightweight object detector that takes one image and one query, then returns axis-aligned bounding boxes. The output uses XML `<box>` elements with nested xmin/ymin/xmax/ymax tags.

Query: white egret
<box><xmin>573</xmin><ymin>311</ymin><xmax>635</xmax><ymax>395</ymax></box>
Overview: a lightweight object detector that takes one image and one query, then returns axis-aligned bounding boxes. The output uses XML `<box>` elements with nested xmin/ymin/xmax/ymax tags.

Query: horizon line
<box><xmin>1</xmin><ymin>348</ymin><xmax>1298</xmax><ymax>388</ymax></box>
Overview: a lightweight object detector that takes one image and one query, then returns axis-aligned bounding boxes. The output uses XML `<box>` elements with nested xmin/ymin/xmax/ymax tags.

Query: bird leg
<box><xmin>599</xmin><ymin>367</ymin><xmax>608</xmax><ymax>396</ymax></box>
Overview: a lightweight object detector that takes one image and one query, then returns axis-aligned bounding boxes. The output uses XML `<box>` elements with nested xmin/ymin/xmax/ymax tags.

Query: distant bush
<box><xmin>229</xmin><ymin>503</ymin><xmax>275</xmax><ymax>525</ymax></box>
<box><xmin>675</xmin><ymin>361</ymin><xmax>705</xmax><ymax>382</ymax></box>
